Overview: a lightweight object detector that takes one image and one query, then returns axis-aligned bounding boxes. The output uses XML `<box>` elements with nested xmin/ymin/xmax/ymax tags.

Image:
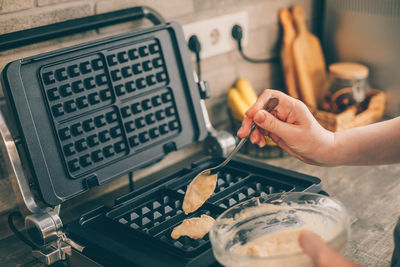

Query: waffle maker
<box><xmin>0</xmin><ymin>6</ymin><xmax>322</xmax><ymax>266</ymax></box>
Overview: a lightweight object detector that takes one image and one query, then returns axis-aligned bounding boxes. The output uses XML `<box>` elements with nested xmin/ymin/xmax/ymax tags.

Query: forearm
<box><xmin>330</xmin><ymin>117</ymin><xmax>400</xmax><ymax>166</ymax></box>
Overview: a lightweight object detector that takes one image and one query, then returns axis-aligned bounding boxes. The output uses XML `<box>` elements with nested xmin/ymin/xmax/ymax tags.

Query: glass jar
<box><xmin>325</xmin><ymin>62</ymin><xmax>370</xmax><ymax>113</ymax></box>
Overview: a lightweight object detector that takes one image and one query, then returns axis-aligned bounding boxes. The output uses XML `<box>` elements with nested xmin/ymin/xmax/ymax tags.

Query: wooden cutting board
<box><xmin>279</xmin><ymin>8</ymin><xmax>299</xmax><ymax>99</ymax></box>
<box><xmin>292</xmin><ymin>5</ymin><xmax>327</xmax><ymax>108</ymax></box>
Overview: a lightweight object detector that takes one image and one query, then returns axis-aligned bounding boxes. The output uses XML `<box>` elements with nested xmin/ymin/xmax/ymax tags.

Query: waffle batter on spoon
<box><xmin>182</xmin><ymin>173</ymin><xmax>217</xmax><ymax>214</ymax></box>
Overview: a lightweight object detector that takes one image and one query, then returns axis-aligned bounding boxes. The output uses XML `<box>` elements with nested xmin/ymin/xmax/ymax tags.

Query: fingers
<box><xmin>249</xmin><ymin>129</ymin><xmax>259</xmax><ymax>143</ymax></box>
<box><xmin>253</xmin><ymin>109</ymin><xmax>297</xmax><ymax>140</ymax></box>
<box><xmin>237</xmin><ymin>89</ymin><xmax>307</xmax><ymax>147</ymax></box>
<box><xmin>298</xmin><ymin>230</ymin><xmax>333</xmax><ymax>267</ymax></box>
<box><xmin>245</xmin><ymin>89</ymin><xmax>283</xmax><ymax>118</ymax></box>
<box><xmin>258</xmin><ymin>128</ymin><xmax>270</xmax><ymax>136</ymax></box>
<box><xmin>249</xmin><ymin>129</ymin><xmax>266</xmax><ymax>147</ymax></box>
<box><xmin>237</xmin><ymin>107</ymin><xmax>297</xmax><ymax>147</ymax></box>
<box><xmin>269</xmin><ymin>133</ymin><xmax>280</xmax><ymax>144</ymax></box>
<box><xmin>238</xmin><ymin>120</ymin><xmax>268</xmax><ymax>147</ymax></box>
<box><xmin>237</xmin><ymin>117</ymin><xmax>253</xmax><ymax>138</ymax></box>
<box><xmin>299</xmin><ymin>230</ymin><xmax>360</xmax><ymax>267</ymax></box>
<box><xmin>246</xmin><ymin>89</ymin><xmax>299</xmax><ymax>122</ymax></box>
<box><xmin>237</xmin><ymin>117</ymin><xmax>270</xmax><ymax>147</ymax></box>
<box><xmin>258</xmin><ymin>137</ymin><xmax>267</xmax><ymax>147</ymax></box>
<box><xmin>238</xmin><ymin>89</ymin><xmax>300</xmax><ymax>139</ymax></box>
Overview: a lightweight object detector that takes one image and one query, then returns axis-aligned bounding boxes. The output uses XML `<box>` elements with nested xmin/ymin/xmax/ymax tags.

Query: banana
<box><xmin>236</xmin><ymin>78</ymin><xmax>258</xmax><ymax>107</ymax></box>
<box><xmin>228</xmin><ymin>88</ymin><xmax>248</xmax><ymax>121</ymax></box>
<box><xmin>265</xmin><ymin>136</ymin><xmax>277</xmax><ymax>146</ymax></box>
<box><xmin>228</xmin><ymin>80</ymin><xmax>277</xmax><ymax>147</ymax></box>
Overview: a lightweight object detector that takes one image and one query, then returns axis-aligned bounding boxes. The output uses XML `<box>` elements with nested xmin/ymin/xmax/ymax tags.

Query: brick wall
<box><xmin>0</xmin><ymin>0</ymin><xmax>323</xmax><ymax>239</ymax></box>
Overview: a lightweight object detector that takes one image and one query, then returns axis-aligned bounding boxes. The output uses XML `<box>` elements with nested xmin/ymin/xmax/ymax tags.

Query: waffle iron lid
<box><xmin>1</xmin><ymin>22</ymin><xmax>208</xmax><ymax>205</ymax></box>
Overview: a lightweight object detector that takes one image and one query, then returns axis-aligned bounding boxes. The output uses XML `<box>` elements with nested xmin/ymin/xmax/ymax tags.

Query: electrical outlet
<box><xmin>183</xmin><ymin>12</ymin><xmax>248</xmax><ymax>59</ymax></box>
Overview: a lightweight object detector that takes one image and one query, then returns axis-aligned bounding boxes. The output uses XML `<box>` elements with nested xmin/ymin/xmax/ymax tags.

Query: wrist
<box><xmin>313</xmin><ymin>128</ymin><xmax>340</xmax><ymax>166</ymax></box>
<box><xmin>323</xmin><ymin>130</ymin><xmax>349</xmax><ymax>166</ymax></box>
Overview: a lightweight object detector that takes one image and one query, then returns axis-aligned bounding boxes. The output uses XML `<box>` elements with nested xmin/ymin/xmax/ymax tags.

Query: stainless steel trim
<box><xmin>193</xmin><ymin>71</ymin><xmax>215</xmax><ymax>133</ymax></box>
<box><xmin>193</xmin><ymin>71</ymin><xmax>237</xmax><ymax>157</ymax></box>
<box><xmin>0</xmin><ymin>107</ymin><xmax>75</xmax><ymax>265</ymax></box>
<box><xmin>32</xmin><ymin>241</ymin><xmax>71</xmax><ymax>265</ymax></box>
<box><xmin>25</xmin><ymin>210</ymin><xmax>65</xmax><ymax>247</ymax></box>
<box><xmin>62</xmin><ymin>234</ymin><xmax>85</xmax><ymax>253</ymax></box>
<box><xmin>0</xmin><ymin>108</ymin><xmax>41</xmax><ymax>213</ymax></box>
<box><xmin>200</xmin><ymin>100</ymin><xmax>215</xmax><ymax>133</ymax></box>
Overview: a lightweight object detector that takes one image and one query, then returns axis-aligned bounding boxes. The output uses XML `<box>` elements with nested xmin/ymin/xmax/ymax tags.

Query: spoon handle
<box><xmin>212</xmin><ymin>96</ymin><xmax>279</xmax><ymax>171</ymax></box>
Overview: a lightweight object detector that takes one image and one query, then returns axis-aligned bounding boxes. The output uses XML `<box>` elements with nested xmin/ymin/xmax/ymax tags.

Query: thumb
<box><xmin>299</xmin><ymin>230</ymin><xmax>358</xmax><ymax>267</ymax></box>
<box><xmin>299</xmin><ymin>230</ymin><xmax>328</xmax><ymax>264</ymax></box>
<box><xmin>253</xmin><ymin>110</ymin><xmax>295</xmax><ymax>139</ymax></box>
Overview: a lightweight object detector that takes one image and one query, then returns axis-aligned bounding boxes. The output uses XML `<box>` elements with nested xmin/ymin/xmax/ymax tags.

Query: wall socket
<box><xmin>183</xmin><ymin>12</ymin><xmax>248</xmax><ymax>59</ymax></box>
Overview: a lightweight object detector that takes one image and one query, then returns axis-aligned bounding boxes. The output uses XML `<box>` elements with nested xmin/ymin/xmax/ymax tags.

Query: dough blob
<box><xmin>171</xmin><ymin>214</ymin><xmax>215</xmax><ymax>239</ymax></box>
<box><xmin>182</xmin><ymin>173</ymin><xmax>217</xmax><ymax>214</ymax></box>
<box><xmin>234</xmin><ymin>228</ymin><xmax>305</xmax><ymax>257</ymax></box>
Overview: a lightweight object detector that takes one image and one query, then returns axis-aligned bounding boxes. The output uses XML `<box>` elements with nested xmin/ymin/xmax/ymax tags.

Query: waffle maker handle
<box><xmin>0</xmin><ymin>6</ymin><xmax>166</xmax><ymax>265</ymax></box>
<box><xmin>0</xmin><ymin>6</ymin><xmax>165</xmax><ymax>52</ymax></box>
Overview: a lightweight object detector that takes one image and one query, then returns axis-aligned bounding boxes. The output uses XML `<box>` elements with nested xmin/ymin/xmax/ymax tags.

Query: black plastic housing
<box><xmin>67</xmin><ymin>156</ymin><xmax>322</xmax><ymax>267</ymax></box>
<box><xmin>1</xmin><ymin>22</ymin><xmax>207</xmax><ymax>205</ymax></box>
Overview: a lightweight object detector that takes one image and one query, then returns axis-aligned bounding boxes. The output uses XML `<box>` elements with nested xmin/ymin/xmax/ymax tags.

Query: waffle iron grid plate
<box><xmin>1</xmin><ymin>22</ymin><xmax>207</xmax><ymax>205</ymax></box>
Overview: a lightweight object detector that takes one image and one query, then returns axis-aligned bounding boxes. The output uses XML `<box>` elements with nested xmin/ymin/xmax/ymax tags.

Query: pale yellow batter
<box><xmin>234</xmin><ymin>228</ymin><xmax>306</xmax><ymax>257</ymax></box>
<box><xmin>182</xmin><ymin>173</ymin><xmax>218</xmax><ymax>214</ymax></box>
<box><xmin>171</xmin><ymin>214</ymin><xmax>215</xmax><ymax>239</ymax></box>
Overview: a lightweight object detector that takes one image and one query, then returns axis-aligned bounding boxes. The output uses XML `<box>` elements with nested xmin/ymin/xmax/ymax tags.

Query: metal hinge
<box><xmin>193</xmin><ymin>72</ymin><xmax>236</xmax><ymax>157</ymax></box>
<box><xmin>0</xmin><ymin>108</ymin><xmax>84</xmax><ymax>265</ymax></box>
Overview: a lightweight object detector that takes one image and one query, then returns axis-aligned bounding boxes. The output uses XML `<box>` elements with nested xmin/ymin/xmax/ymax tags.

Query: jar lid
<box><xmin>329</xmin><ymin>62</ymin><xmax>369</xmax><ymax>80</ymax></box>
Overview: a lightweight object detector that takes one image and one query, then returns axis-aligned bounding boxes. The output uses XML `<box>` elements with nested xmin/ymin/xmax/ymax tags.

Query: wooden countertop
<box><xmin>1</xmin><ymin>152</ymin><xmax>398</xmax><ymax>266</ymax></box>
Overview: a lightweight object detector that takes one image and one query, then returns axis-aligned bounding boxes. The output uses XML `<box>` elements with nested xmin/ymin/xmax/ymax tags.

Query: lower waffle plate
<box><xmin>103</xmin><ymin>159</ymin><xmax>310</xmax><ymax>258</ymax></box>
<box><xmin>67</xmin><ymin>156</ymin><xmax>322</xmax><ymax>266</ymax></box>
<box><xmin>106</xmin><ymin>188</ymin><xmax>224</xmax><ymax>257</ymax></box>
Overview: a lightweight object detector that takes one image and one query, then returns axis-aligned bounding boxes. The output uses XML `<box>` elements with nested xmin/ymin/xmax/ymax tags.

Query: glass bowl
<box><xmin>209</xmin><ymin>192</ymin><xmax>350</xmax><ymax>267</ymax></box>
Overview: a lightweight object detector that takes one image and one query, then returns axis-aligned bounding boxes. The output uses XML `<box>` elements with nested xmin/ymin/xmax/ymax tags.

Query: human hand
<box><xmin>237</xmin><ymin>89</ymin><xmax>336</xmax><ymax>166</ymax></box>
<box><xmin>299</xmin><ymin>230</ymin><xmax>360</xmax><ymax>267</ymax></box>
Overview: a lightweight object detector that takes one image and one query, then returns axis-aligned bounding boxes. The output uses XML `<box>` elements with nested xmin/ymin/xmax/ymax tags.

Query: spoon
<box><xmin>182</xmin><ymin>96</ymin><xmax>279</xmax><ymax>214</ymax></box>
<box><xmin>207</xmin><ymin>96</ymin><xmax>279</xmax><ymax>173</ymax></box>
